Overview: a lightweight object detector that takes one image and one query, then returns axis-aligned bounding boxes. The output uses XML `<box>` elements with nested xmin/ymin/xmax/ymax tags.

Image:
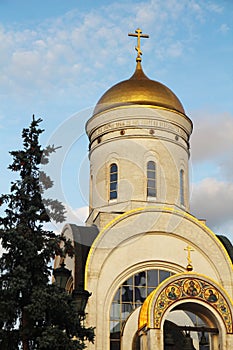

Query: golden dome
<box><xmin>93</xmin><ymin>61</ymin><xmax>185</xmax><ymax>116</ymax></box>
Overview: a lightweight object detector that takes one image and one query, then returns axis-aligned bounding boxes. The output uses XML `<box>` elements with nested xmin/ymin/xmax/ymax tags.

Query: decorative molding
<box><xmin>153</xmin><ymin>276</ymin><xmax>233</xmax><ymax>333</ymax></box>
<box><xmin>91</xmin><ymin>118</ymin><xmax>187</xmax><ymax>140</ymax></box>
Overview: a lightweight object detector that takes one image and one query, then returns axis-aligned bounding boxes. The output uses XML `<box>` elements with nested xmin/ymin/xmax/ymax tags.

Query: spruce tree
<box><xmin>0</xmin><ymin>117</ymin><xmax>94</xmax><ymax>349</ymax></box>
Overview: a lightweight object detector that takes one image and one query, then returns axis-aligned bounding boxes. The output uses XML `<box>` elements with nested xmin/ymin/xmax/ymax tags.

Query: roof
<box><xmin>68</xmin><ymin>224</ymin><xmax>99</xmax><ymax>288</ymax></box>
<box><xmin>93</xmin><ymin>61</ymin><xmax>185</xmax><ymax>116</ymax></box>
<box><xmin>217</xmin><ymin>235</ymin><xmax>233</xmax><ymax>262</ymax></box>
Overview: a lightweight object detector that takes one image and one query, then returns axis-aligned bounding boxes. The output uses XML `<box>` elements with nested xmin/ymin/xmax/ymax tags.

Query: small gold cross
<box><xmin>128</xmin><ymin>28</ymin><xmax>149</xmax><ymax>62</ymax></box>
<box><xmin>184</xmin><ymin>245</ymin><xmax>194</xmax><ymax>271</ymax></box>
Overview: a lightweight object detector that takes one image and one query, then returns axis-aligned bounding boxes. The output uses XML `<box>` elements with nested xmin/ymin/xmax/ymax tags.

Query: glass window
<box><xmin>159</xmin><ymin>270</ymin><xmax>172</xmax><ymax>281</ymax></box>
<box><xmin>122</xmin><ymin>276</ymin><xmax>133</xmax><ymax>286</ymax></box>
<box><xmin>110</xmin><ymin>303</ymin><xmax>121</xmax><ymax>320</ymax></box>
<box><xmin>110</xmin><ymin>163</ymin><xmax>118</xmax><ymax>200</ymax></box>
<box><xmin>147</xmin><ymin>161</ymin><xmax>156</xmax><ymax>197</ymax></box>
<box><xmin>147</xmin><ymin>269</ymin><xmax>158</xmax><ymax>287</ymax></box>
<box><xmin>109</xmin><ymin>269</ymin><xmax>174</xmax><ymax>349</ymax></box>
<box><xmin>113</xmin><ymin>288</ymin><xmax>120</xmax><ymax>302</ymax></box>
<box><xmin>180</xmin><ymin>169</ymin><xmax>185</xmax><ymax>206</ymax></box>
<box><xmin>110</xmin><ymin>321</ymin><xmax>120</xmax><ymax>333</ymax></box>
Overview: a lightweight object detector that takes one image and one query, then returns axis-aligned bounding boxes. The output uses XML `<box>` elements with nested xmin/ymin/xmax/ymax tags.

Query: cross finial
<box><xmin>128</xmin><ymin>28</ymin><xmax>149</xmax><ymax>62</ymax></box>
<box><xmin>184</xmin><ymin>245</ymin><xmax>194</xmax><ymax>272</ymax></box>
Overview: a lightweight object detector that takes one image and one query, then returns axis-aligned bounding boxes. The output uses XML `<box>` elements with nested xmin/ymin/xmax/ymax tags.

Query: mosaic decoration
<box><xmin>154</xmin><ymin>277</ymin><xmax>233</xmax><ymax>333</ymax></box>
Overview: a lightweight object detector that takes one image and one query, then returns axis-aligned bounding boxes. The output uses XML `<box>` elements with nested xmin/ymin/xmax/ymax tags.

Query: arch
<box><xmin>85</xmin><ymin>207</ymin><xmax>233</xmax><ymax>289</ymax></box>
<box><xmin>84</xmin><ymin>208</ymin><xmax>233</xmax><ymax>349</ymax></box>
<box><xmin>121</xmin><ymin>307</ymin><xmax>141</xmax><ymax>350</ymax></box>
<box><xmin>139</xmin><ymin>273</ymin><xmax>233</xmax><ymax>334</ymax></box>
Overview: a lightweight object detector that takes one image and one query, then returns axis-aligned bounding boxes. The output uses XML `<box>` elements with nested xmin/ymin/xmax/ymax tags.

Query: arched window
<box><xmin>180</xmin><ymin>169</ymin><xmax>185</xmax><ymax>206</ymax></box>
<box><xmin>110</xmin><ymin>163</ymin><xmax>118</xmax><ymax>200</ymax></box>
<box><xmin>110</xmin><ymin>269</ymin><xmax>173</xmax><ymax>349</ymax></box>
<box><xmin>147</xmin><ymin>161</ymin><xmax>156</xmax><ymax>197</ymax></box>
<box><xmin>90</xmin><ymin>174</ymin><xmax>93</xmax><ymax>210</ymax></box>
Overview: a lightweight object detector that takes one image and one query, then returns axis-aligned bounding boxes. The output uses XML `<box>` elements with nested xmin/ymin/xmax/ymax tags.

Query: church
<box><xmin>55</xmin><ymin>29</ymin><xmax>233</xmax><ymax>350</ymax></box>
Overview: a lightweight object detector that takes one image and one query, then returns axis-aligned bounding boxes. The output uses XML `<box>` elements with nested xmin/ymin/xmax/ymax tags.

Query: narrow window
<box><xmin>90</xmin><ymin>174</ymin><xmax>93</xmax><ymax>210</ymax></box>
<box><xmin>147</xmin><ymin>161</ymin><xmax>156</xmax><ymax>197</ymax></box>
<box><xmin>110</xmin><ymin>163</ymin><xmax>118</xmax><ymax>200</ymax></box>
<box><xmin>180</xmin><ymin>169</ymin><xmax>185</xmax><ymax>206</ymax></box>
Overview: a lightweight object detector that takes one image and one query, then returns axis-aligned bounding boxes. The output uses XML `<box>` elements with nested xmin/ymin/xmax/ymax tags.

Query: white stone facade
<box><xmin>62</xmin><ymin>61</ymin><xmax>233</xmax><ymax>350</ymax></box>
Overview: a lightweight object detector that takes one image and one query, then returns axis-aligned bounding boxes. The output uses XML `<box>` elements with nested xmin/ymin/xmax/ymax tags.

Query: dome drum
<box><xmin>86</xmin><ymin>107</ymin><xmax>193</xmax><ymax>153</ymax></box>
<box><xmin>88</xmin><ymin>121</ymin><xmax>191</xmax><ymax>157</ymax></box>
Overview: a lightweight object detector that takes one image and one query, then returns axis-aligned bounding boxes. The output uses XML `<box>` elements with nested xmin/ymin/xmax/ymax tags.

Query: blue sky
<box><xmin>0</xmin><ymin>0</ymin><xmax>233</xmax><ymax>241</ymax></box>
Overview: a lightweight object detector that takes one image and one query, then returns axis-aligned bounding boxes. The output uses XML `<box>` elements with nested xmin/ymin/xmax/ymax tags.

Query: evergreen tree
<box><xmin>0</xmin><ymin>117</ymin><xmax>94</xmax><ymax>349</ymax></box>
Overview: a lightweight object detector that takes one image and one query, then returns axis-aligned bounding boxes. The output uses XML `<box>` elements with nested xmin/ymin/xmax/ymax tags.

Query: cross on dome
<box><xmin>128</xmin><ymin>28</ymin><xmax>149</xmax><ymax>62</ymax></box>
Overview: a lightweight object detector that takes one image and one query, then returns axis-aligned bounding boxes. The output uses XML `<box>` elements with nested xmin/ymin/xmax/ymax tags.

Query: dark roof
<box><xmin>217</xmin><ymin>235</ymin><xmax>233</xmax><ymax>262</ymax></box>
<box><xmin>69</xmin><ymin>223</ymin><xmax>99</xmax><ymax>248</ymax></box>
<box><xmin>68</xmin><ymin>224</ymin><xmax>99</xmax><ymax>288</ymax></box>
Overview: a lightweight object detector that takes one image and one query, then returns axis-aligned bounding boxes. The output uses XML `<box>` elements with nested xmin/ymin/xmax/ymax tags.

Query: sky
<box><xmin>0</xmin><ymin>0</ymin><xmax>233</xmax><ymax>243</ymax></box>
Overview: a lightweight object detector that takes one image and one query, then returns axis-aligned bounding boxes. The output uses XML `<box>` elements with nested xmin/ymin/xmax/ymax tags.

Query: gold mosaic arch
<box><xmin>139</xmin><ymin>273</ymin><xmax>233</xmax><ymax>334</ymax></box>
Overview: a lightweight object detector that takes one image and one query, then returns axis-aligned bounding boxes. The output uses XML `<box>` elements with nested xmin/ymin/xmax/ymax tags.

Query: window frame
<box><xmin>110</xmin><ymin>269</ymin><xmax>174</xmax><ymax>349</ymax></box>
<box><xmin>180</xmin><ymin>169</ymin><xmax>185</xmax><ymax>206</ymax></box>
<box><xmin>147</xmin><ymin>160</ymin><xmax>156</xmax><ymax>198</ymax></box>
<box><xmin>109</xmin><ymin>163</ymin><xmax>118</xmax><ymax>200</ymax></box>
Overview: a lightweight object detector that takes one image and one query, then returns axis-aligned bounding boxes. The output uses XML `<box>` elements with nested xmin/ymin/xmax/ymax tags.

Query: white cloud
<box><xmin>190</xmin><ymin>178</ymin><xmax>233</xmax><ymax>236</ymax></box>
<box><xmin>191</xmin><ymin>113</ymin><xmax>233</xmax><ymax>183</ymax></box>
<box><xmin>0</xmin><ymin>0</ymin><xmax>227</xmax><ymax>99</ymax></box>
<box><xmin>190</xmin><ymin>112</ymin><xmax>233</xmax><ymax>181</ymax></box>
<box><xmin>206</xmin><ymin>2</ymin><xmax>223</xmax><ymax>14</ymax></box>
<box><xmin>72</xmin><ymin>206</ymin><xmax>89</xmax><ymax>223</ymax></box>
<box><xmin>219</xmin><ymin>23</ymin><xmax>230</xmax><ymax>34</ymax></box>
<box><xmin>166</xmin><ymin>41</ymin><xmax>184</xmax><ymax>57</ymax></box>
<box><xmin>61</xmin><ymin>205</ymin><xmax>88</xmax><ymax>226</ymax></box>
<box><xmin>188</xmin><ymin>1</ymin><xmax>202</xmax><ymax>13</ymax></box>
<box><xmin>190</xmin><ymin>112</ymin><xmax>233</xmax><ymax>239</ymax></box>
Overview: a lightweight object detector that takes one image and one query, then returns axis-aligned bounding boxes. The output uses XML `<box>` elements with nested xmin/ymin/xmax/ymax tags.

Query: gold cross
<box><xmin>184</xmin><ymin>245</ymin><xmax>194</xmax><ymax>265</ymax></box>
<box><xmin>128</xmin><ymin>28</ymin><xmax>149</xmax><ymax>62</ymax></box>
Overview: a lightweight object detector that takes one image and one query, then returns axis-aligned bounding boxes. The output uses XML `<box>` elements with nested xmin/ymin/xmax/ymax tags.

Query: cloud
<box><xmin>73</xmin><ymin>206</ymin><xmax>89</xmax><ymax>223</ymax></box>
<box><xmin>190</xmin><ymin>177</ymin><xmax>233</xmax><ymax>236</ymax></box>
<box><xmin>166</xmin><ymin>41</ymin><xmax>184</xmax><ymax>57</ymax></box>
<box><xmin>188</xmin><ymin>1</ymin><xmax>203</xmax><ymax>21</ymax></box>
<box><xmin>219</xmin><ymin>23</ymin><xmax>230</xmax><ymax>34</ymax></box>
<box><xmin>190</xmin><ymin>112</ymin><xmax>233</xmax><ymax>181</ymax></box>
<box><xmin>0</xmin><ymin>0</ymin><xmax>227</xmax><ymax>100</ymax></box>
<box><xmin>190</xmin><ymin>112</ymin><xmax>233</xmax><ymax>239</ymax></box>
<box><xmin>206</xmin><ymin>3</ymin><xmax>223</xmax><ymax>14</ymax></box>
<box><xmin>59</xmin><ymin>205</ymin><xmax>89</xmax><ymax>227</ymax></box>
<box><xmin>189</xmin><ymin>110</ymin><xmax>233</xmax><ymax>240</ymax></box>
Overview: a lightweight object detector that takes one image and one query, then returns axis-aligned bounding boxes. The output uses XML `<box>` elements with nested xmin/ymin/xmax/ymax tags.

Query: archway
<box><xmin>138</xmin><ymin>273</ymin><xmax>233</xmax><ymax>350</ymax></box>
<box><xmin>163</xmin><ymin>304</ymin><xmax>220</xmax><ymax>350</ymax></box>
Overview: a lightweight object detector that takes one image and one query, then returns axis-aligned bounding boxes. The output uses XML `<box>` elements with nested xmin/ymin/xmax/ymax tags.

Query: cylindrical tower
<box><xmin>86</xmin><ymin>60</ymin><xmax>193</xmax><ymax>226</ymax></box>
